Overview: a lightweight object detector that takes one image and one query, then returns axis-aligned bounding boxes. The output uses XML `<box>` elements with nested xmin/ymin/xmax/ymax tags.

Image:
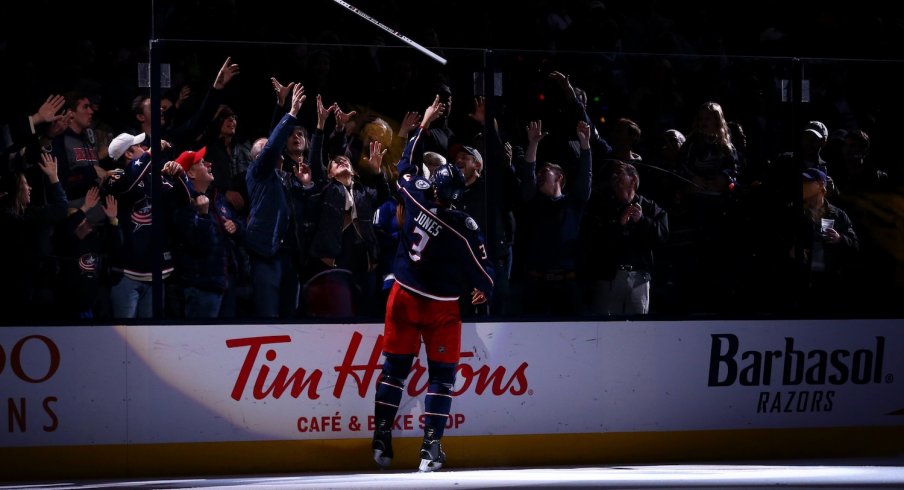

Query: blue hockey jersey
<box><xmin>392</xmin><ymin>128</ymin><xmax>494</xmax><ymax>301</ymax></box>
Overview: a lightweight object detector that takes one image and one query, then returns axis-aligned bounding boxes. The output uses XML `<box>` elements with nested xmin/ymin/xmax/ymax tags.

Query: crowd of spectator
<box><xmin>2</xmin><ymin>3</ymin><xmax>903</xmax><ymax>323</ymax></box>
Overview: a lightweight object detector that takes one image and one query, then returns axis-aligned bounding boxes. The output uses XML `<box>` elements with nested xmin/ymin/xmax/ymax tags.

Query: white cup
<box><xmin>821</xmin><ymin>218</ymin><xmax>835</xmax><ymax>232</ymax></box>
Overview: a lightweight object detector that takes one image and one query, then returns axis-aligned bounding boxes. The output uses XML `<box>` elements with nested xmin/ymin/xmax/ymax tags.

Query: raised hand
<box><xmin>175</xmin><ymin>85</ymin><xmax>191</xmax><ymax>108</ymax></box>
<box><xmin>103</xmin><ymin>195</ymin><xmax>118</xmax><ymax>220</ymax></box>
<box><xmin>213</xmin><ymin>57</ymin><xmax>239</xmax><ymax>90</ymax></box>
<box><xmin>271</xmin><ymin>77</ymin><xmax>294</xmax><ymax>106</ymax></box>
<box><xmin>527</xmin><ymin>120</ymin><xmax>547</xmax><ymax>145</ymax></box>
<box><xmin>368</xmin><ymin>140</ymin><xmax>386</xmax><ymax>173</ymax></box>
<box><xmin>421</xmin><ymin>95</ymin><xmax>445</xmax><ymax>128</ymax></box>
<box><xmin>289</xmin><ymin>84</ymin><xmax>306</xmax><ymax>117</ymax></box>
<box><xmin>398</xmin><ymin>111</ymin><xmax>420</xmax><ymax>140</ymax></box>
<box><xmin>33</xmin><ymin>94</ymin><xmax>66</xmax><ymax>125</ymax></box>
<box><xmin>82</xmin><ymin>186</ymin><xmax>101</xmax><ymax>212</ymax></box>
<box><xmin>47</xmin><ymin>110</ymin><xmax>73</xmax><ymax>139</ymax></box>
<box><xmin>38</xmin><ymin>152</ymin><xmax>59</xmax><ymax>183</ymax></box>
<box><xmin>468</xmin><ymin>96</ymin><xmax>486</xmax><ymax>125</ymax></box>
<box><xmin>334</xmin><ymin>104</ymin><xmax>358</xmax><ymax>132</ymax></box>
<box><xmin>316</xmin><ymin>94</ymin><xmax>334</xmax><ymax>130</ymax></box>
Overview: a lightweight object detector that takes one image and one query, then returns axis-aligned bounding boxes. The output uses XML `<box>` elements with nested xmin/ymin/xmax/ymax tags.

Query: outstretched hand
<box><xmin>213</xmin><ymin>57</ymin><xmax>240</xmax><ymax>90</ymax></box>
<box><xmin>421</xmin><ymin>95</ymin><xmax>445</xmax><ymax>128</ymax></box>
<box><xmin>468</xmin><ymin>96</ymin><xmax>486</xmax><ymax>125</ymax></box>
<box><xmin>175</xmin><ymin>85</ymin><xmax>191</xmax><ymax>108</ymax></box>
<box><xmin>271</xmin><ymin>77</ymin><xmax>295</xmax><ymax>106</ymax></box>
<box><xmin>289</xmin><ymin>84</ymin><xmax>306</xmax><ymax>117</ymax></box>
<box><xmin>334</xmin><ymin>105</ymin><xmax>357</xmax><ymax>132</ymax></box>
<box><xmin>47</xmin><ymin>110</ymin><xmax>73</xmax><ymax>139</ymax></box>
<box><xmin>316</xmin><ymin>94</ymin><xmax>335</xmax><ymax>129</ymax></box>
<box><xmin>38</xmin><ymin>152</ymin><xmax>59</xmax><ymax>183</ymax></box>
<box><xmin>527</xmin><ymin>120</ymin><xmax>547</xmax><ymax>145</ymax></box>
<box><xmin>368</xmin><ymin>140</ymin><xmax>387</xmax><ymax>173</ymax></box>
<box><xmin>33</xmin><ymin>94</ymin><xmax>66</xmax><ymax>125</ymax></box>
<box><xmin>103</xmin><ymin>195</ymin><xmax>118</xmax><ymax>220</ymax></box>
<box><xmin>398</xmin><ymin>111</ymin><xmax>420</xmax><ymax>139</ymax></box>
<box><xmin>82</xmin><ymin>186</ymin><xmax>101</xmax><ymax>212</ymax></box>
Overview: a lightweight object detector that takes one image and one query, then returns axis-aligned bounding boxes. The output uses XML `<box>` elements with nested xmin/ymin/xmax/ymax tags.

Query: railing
<box><xmin>2</xmin><ymin>39</ymin><xmax>902</xmax><ymax>323</ymax></box>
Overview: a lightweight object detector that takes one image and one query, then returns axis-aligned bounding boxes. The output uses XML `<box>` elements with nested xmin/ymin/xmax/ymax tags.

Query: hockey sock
<box><xmin>423</xmin><ymin>360</ymin><xmax>456</xmax><ymax>438</ymax></box>
<box><xmin>374</xmin><ymin>353</ymin><xmax>415</xmax><ymax>424</ymax></box>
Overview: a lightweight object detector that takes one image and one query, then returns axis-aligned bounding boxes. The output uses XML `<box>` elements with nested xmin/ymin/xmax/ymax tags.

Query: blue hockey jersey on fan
<box><xmin>392</xmin><ymin>128</ymin><xmax>494</xmax><ymax>301</ymax></box>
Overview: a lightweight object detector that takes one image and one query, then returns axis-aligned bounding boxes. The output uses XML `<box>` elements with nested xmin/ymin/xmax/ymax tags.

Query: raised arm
<box><xmin>167</xmin><ymin>57</ymin><xmax>239</xmax><ymax>148</ymax></box>
<box><xmin>573</xmin><ymin>120</ymin><xmax>593</xmax><ymax>202</ymax></box>
<box><xmin>397</xmin><ymin>95</ymin><xmax>445</xmax><ymax>177</ymax></box>
<box><xmin>213</xmin><ymin>57</ymin><xmax>240</xmax><ymax>90</ymax></box>
<box><xmin>519</xmin><ymin>120</ymin><xmax>546</xmax><ymax>201</ymax></box>
<box><xmin>249</xmin><ymin>85</ymin><xmax>306</xmax><ymax>180</ymax></box>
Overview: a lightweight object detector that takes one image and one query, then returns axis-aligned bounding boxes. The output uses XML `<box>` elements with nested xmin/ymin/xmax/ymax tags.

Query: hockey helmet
<box><xmin>430</xmin><ymin>163</ymin><xmax>465</xmax><ymax>204</ymax></box>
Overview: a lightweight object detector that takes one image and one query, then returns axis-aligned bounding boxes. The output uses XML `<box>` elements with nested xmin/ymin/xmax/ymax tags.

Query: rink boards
<box><xmin>1</xmin><ymin>319</ymin><xmax>903</xmax><ymax>479</ymax></box>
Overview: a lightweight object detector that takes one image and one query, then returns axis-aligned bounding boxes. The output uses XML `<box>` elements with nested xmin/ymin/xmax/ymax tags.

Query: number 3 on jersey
<box><xmin>409</xmin><ymin>227</ymin><xmax>430</xmax><ymax>262</ymax></box>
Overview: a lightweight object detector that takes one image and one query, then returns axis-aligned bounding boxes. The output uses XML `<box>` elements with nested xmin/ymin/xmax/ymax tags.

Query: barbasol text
<box><xmin>708</xmin><ymin>334</ymin><xmax>886</xmax><ymax>387</ymax></box>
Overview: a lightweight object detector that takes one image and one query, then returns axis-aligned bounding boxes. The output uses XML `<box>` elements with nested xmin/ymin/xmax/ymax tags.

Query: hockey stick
<box><xmin>329</xmin><ymin>0</ymin><xmax>448</xmax><ymax>65</ymax></box>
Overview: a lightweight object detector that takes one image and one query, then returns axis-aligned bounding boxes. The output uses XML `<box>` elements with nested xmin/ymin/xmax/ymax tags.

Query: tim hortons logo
<box><xmin>226</xmin><ymin>333</ymin><xmax>529</xmax><ymax>401</ymax></box>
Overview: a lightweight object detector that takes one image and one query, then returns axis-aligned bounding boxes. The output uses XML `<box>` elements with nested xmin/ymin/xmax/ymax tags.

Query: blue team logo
<box><xmin>465</xmin><ymin>217</ymin><xmax>478</xmax><ymax>230</ymax></box>
<box><xmin>415</xmin><ymin>180</ymin><xmax>430</xmax><ymax>190</ymax></box>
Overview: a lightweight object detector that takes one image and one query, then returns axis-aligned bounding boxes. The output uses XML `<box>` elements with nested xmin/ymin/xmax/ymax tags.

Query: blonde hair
<box><xmin>422</xmin><ymin>151</ymin><xmax>446</xmax><ymax>179</ymax></box>
<box><xmin>692</xmin><ymin>101</ymin><xmax>734</xmax><ymax>154</ymax></box>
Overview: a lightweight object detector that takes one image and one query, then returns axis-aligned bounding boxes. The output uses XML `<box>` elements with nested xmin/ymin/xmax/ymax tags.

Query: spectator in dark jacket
<box><xmin>308</xmin><ymin>142</ymin><xmax>390</xmax><ymax>317</ymax></box>
<box><xmin>516</xmin><ymin>119</ymin><xmax>593</xmax><ymax>316</ymax></box>
<box><xmin>580</xmin><ymin>162</ymin><xmax>669</xmax><ymax>315</ymax></box>
<box><xmin>245</xmin><ymin>84</ymin><xmax>309</xmax><ymax>318</ymax></box>
<box><xmin>170</xmin><ymin>147</ymin><xmax>245</xmax><ymax>318</ymax></box>
<box><xmin>0</xmin><ymin>152</ymin><xmax>67</xmax><ymax>319</ymax></box>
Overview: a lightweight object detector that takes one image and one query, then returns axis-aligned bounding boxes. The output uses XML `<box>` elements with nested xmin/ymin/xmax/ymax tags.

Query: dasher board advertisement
<box><xmin>1</xmin><ymin>319</ymin><xmax>903</xmax><ymax>448</ymax></box>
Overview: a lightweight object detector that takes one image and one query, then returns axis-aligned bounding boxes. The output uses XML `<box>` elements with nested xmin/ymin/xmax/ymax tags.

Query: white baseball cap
<box><xmin>108</xmin><ymin>132</ymin><xmax>146</xmax><ymax>161</ymax></box>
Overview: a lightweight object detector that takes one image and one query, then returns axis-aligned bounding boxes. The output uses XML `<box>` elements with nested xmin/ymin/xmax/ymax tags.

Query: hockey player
<box><xmin>371</xmin><ymin>96</ymin><xmax>494</xmax><ymax>472</ymax></box>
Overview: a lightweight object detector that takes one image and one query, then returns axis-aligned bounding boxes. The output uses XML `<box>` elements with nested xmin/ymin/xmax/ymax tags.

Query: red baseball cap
<box><xmin>175</xmin><ymin>147</ymin><xmax>207</xmax><ymax>172</ymax></box>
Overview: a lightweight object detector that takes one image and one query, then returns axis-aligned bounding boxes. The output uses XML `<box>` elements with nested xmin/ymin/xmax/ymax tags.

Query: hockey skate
<box><xmin>418</xmin><ymin>428</ymin><xmax>446</xmax><ymax>472</ymax></box>
<box><xmin>372</xmin><ymin>421</ymin><xmax>393</xmax><ymax>469</ymax></box>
